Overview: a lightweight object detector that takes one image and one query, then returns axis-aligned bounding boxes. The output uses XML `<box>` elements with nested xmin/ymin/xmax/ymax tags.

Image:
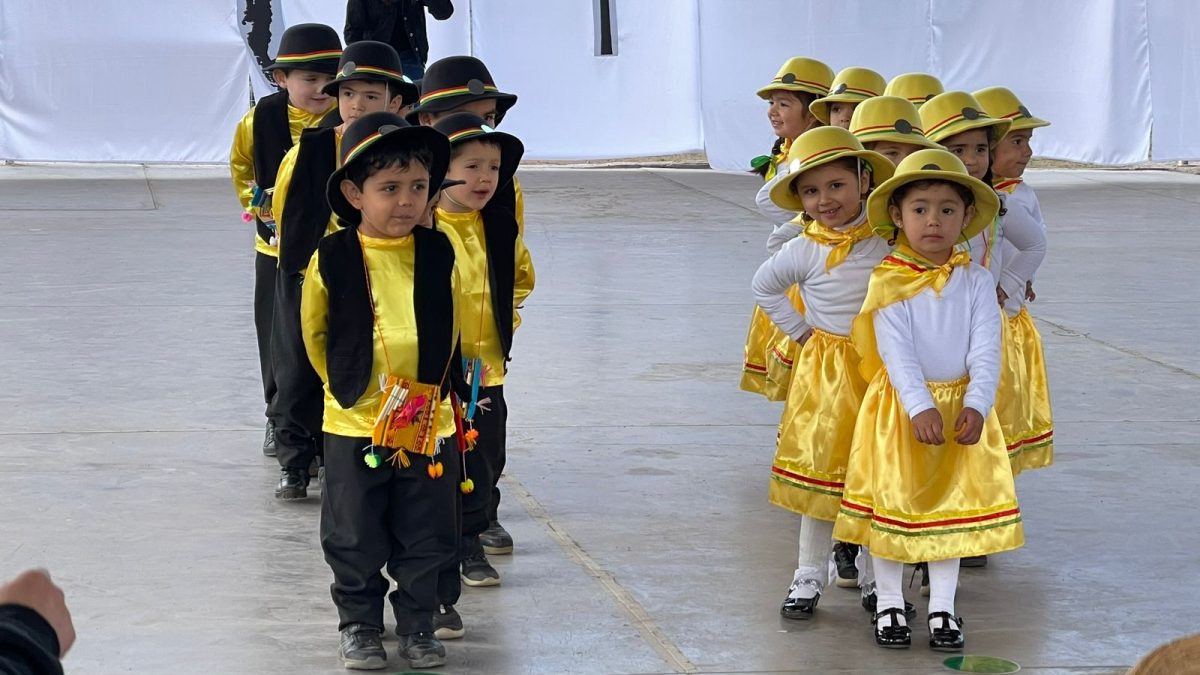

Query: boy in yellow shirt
<box><xmin>229</xmin><ymin>23</ymin><xmax>341</xmax><ymax>457</ymax></box>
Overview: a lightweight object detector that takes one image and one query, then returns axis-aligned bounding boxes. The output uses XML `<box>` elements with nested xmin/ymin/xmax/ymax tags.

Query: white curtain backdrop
<box><xmin>0</xmin><ymin>0</ymin><xmax>1193</xmax><ymax>164</ymax></box>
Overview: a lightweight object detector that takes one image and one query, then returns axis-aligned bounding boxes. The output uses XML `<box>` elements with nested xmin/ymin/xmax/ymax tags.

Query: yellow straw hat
<box><xmin>768</xmin><ymin>126</ymin><xmax>895</xmax><ymax>212</ymax></box>
<box><xmin>920</xmin><ymin>91</ymin><xmax>1012</xmax><ymax>146</ymax></box>
<box><xmin>883</xmin><ymin>72</ymin><xmax>944</xmax><ymax>108</ymax></box>
<box><xmin>849</xmin><ymin>96</ymin><xmax>941</xmax><ymax>151</ymax></box>
<box><xmin>867</xmin><ymin>149</ymin><xmax>1000</xmax><ymax>241</ymax></box>
<box><xmin>809</xmin><ymin>67</ymin><xmax>886</xmax><ymax>123</ymax></box>
<box><xmin>756</xmin><ymin>57</ymin><xmax>835</xmax><ymax>100</ymax></box>
<box><xmin>974</xmin><ymin>87</ymin><xmax>1051</xmax><ymax>132</ymax></box>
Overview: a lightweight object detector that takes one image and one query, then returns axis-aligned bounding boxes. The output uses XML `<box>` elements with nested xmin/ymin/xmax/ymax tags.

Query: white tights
<box><xmin>873</xmin><ymin>555</ymin><xmax>960</xmax><ymax>626</ymax></box>
<box><xmin>788</xmin><ymin>516</ymin><xmax>835</xmax><ymax>599</ymax></box>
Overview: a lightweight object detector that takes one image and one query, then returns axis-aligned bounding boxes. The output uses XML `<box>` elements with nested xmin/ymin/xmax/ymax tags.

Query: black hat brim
<box><xmin>326</xmin><ymin>126</ymin><xmax>452</xmax><ymax>227</ymax></box>
<box><xmin>265</xmin><ymin>59</ymin><xmax>341</xmax><ymax>75</ymax></box>
<box><xmin>321</xmin><ymin>76</ymin><xmax>421</xmax><ymax>107</ymax></box>
<box><xmin>406</xmin><ymin>91</ymin><xmax>519</xmax><ymax>125</ymax></box>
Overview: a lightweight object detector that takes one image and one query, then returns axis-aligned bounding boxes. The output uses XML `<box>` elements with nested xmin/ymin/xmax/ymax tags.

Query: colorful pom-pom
<box><xmin>460</xmin><ymin>479</ymin><xmax>475</xmax><ymax>494</ymax></box>
<box><xmin>241</xmin><ymin>212</ymin><xmax>254</xmax><ymax>223</ymax></box>
<box><xmin>364</xmin><ymin>451</ymin><xmax>381</xmax><ymax>469</ymax></box>
<box><xmin>427</xmin><ymin>461</ymin><xmax>444</xmax><ymax>479</ymax></box>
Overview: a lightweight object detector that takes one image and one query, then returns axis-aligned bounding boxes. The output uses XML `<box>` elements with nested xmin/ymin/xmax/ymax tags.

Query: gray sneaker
<box><xmin>338</xmin><ymin>624</ymin><xmax>386</xmax><ymax>670</ymax></box>
<box><xmin>461</xmin><ymin>552</ymin><xmax>501</xmax><ymax>587</ymax></box>
<box><xmin>480</xmin><ymin>521</ymin><xmax>513</xmax><ymax>555</ymax></box>
<box><xmin>399</xmin><ymin>631</ymin><xmax>446</xmax><ymax>669</ymax></box>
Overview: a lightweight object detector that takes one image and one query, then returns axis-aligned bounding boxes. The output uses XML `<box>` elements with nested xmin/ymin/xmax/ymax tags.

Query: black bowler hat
<box><xmin>432</xmin><ymin>113</ymin><xmax>525</xmax><ymax>188</ymax></box>
<box><xmin>265</xmin><ymin>24</ymin><xmax>342</xmax><ymax>75</ymax></box>
<box><xmin>326</xmin><ymin>112</ymin><xmax>452</xmax><ymax>226</ymax></box>
<box><xmin>406</xmin><ymin>56</ymin><xmax>518</xmax><ymax>124</ymax></box>
<box><xmin>321</xmin><ymin>41</ymin><xmax>420</xmax><ymax>106</ymax></box>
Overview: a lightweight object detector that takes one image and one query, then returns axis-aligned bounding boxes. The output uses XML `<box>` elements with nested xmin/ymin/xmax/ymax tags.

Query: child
<box><xmin>834</xmin><ymin>149</ymin><xmax>1024</xmax><ymax>651</ymax></box>
<box><xmin>975</xmin><ymin>86</ymin><xmax>1055</xmax><ymax>473</ymax></box>
<box><xmin>431</xmin><ymin>113</ymin><xmax>534</xmax><ymax>592</ymax></box>
<box><xmin>229</xmin><ymin>23</ymin><xmax>341</xmax><ymax>458</ymax></box>
<box><xmin>849</xmin><ymin>95</ymin><xmax>940</xmax><ymax>165</ymax></box>
<box><xmin>741</xmin><ymin>57</ymin><xmax>833</xmax><ymax>401</ymax></box>
<box><xmin>268</xmin><ymin>40</ymin><xmax>417</xmax><ymax>500</ymax></box>
<box><xmin>301</xmin><ymin>111</ymin><xmax>463</xmax><ymax>670</ymax></box>
<box><xmin>810</xmin><ymin>67</ymin><xmax>886</xmax><ymax>130</ymax></box>
<box><xmin>883</xmin><ymin>72</ymin><xmax>944</xmax><ymax>109</ymax></box>
<box><xmin>751</xmin><ymin>127</ymin><xmax>894</xmax><ymax>619</ymax></box>
<box><xmin>408</xmin><ymin>55</ymin><xmax>526</xmax><ymax>556</ymax></box>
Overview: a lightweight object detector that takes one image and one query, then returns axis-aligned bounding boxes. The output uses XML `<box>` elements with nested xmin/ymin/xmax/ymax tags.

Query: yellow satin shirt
<box><xmin>301</xmin><ymin>233</ymin><xmax>461</xmax><ymax>439</ymax></box>
<box><xmin>436</xmin><ymin>207</ymin><xmax>536</xmax><ymax>387</ymax></box>
<box><xmin>229</xmin><ymin>101</ymin><xmax>333</xmax><ymax>257</ymax></box>
<box><xmin>273</xmin><ymin>133</ymin><xmax>344</xmax><ymax>264</ymax></box>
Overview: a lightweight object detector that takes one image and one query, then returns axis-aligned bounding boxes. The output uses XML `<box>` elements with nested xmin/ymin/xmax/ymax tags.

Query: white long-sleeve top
<box><xmin>755</xmin><ymin>168</ymin><xmax>801</xmax><ymax>225</ymax></box>
<box><xmin>958</xmin><ymin>218</ymin><xmax>1005</xmax><ymax>288</ymax></box>
<box><xmin>873</xmin><ymin>263</ymin><xmax>1002</xmax><ymax>418</ymax></box>
<box><xmin>1000</xmin><ymin>182</ymin><xmax>1049</xmax><ymax>315</ymax></box>
<box><xmin>752</xmin><ymin>213</ymin><xmax>890</xmax><ymax>339</ymax></box>
<box><xmin>767</xmin><ymin>220</ymin><xmax>805</xmax><ymax>254</ymax></box>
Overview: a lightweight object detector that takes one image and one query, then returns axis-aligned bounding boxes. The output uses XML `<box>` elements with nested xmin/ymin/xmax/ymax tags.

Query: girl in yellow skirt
<box><xmin>834</xmin><ymin>149</ymin><xmax>1024</xmax><ymax>651</ymax></box>
<box><xmin>849</xmin><ymin>95</ymin><xmax>941</xmax><ymax>166</ymax></box>
<box><xmin>975</xmin><ymin>86</ymin><xmax>1055</xmax><ymax>474</ymax></box>
<box><xmin>741</xmin><ymin>58</ymin><xmax>834</xmax><ymax>400</ymax></box>
<box><xmin>751</xmin><ymin>127</ymin><xmax>894</xmax><ymax>618</ymax></box>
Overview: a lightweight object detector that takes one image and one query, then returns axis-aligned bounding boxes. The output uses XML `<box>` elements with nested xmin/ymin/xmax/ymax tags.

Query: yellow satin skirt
<box><xmin>995</xmin><ymin>307</ymin><xmax>1054</xmax><ymax>476</ymax></box>
<box><xmin>769</xmin><ymin>329</ymin><xmax>865</xmax><ymax>521</ymax></box>
<box><xmin>739</xmin><ymin>286</ymin><xmax>804</xmax><ymax>401</ymax></box>
<box><xmin>833</xmin><ymin>374</ymin><xmax>1025</xmax><ymax>563</ymax></box>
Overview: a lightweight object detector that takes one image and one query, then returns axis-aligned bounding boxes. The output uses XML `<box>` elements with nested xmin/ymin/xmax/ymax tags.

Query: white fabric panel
<box><xmin>698</xmin><ymin>0</ymin><xmax>933</xmax><ymax>173</ymax></box>
<box><xmin>1146</xmin><ymin>0</ymin><xmax>1200</xmax><ymax>160</ymax></box>
<box><xmin>931</xmin><ymin>0</ymin><xmax>1151</xmax><ymax>166</ymax></box>
<box><xmin>468</xmin><ymin>0</ymin><xmax>702</xmax><ymax>159</ymax></box>
<box><xmin>0</xmin><ymin>1</ymin><xmax>252</xmax><ymax>162</ymax></box>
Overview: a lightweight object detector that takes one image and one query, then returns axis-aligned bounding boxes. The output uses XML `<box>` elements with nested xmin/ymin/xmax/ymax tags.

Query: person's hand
<box><xmin>954</xmin><ymin>407</ymin><xmax>985</xmax><ymax>445</ymax></box>
<box><xmin>0</xmin><ymin>569</ymin><xmax>75</xmax><ymax>656</ymax></box>
<box><xmin>1025</xmin><ymin>280</ymin><xmax>1037</xmax><ymax>303</ymax></box>
<box><xmin>798</xmin><ymin>328</ymin><xmax>813</xmax><ymax>346</ymax></box>
<box><xmin>911</xmin><ymin>409</ymin><xmax>944</xmax><ymax>445</ymax></box>
<box><xmin>419</xmin><ymin>194</ymin><xmax>441</xmax><ymax>229</ymax></box>
<box><xmin>996</xmin><ymin>285</ymin><xmax>1008</xmax><ymax>306</ymax></box>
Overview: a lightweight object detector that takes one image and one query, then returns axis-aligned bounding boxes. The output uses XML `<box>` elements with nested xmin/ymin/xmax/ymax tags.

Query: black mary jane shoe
<box><xmin>873</xmin><ymin>607</ymin><xmax>911</xmax><ymax>649</ymax></box>
<box><xmin>780</xmin><ymin>591</ymin><xmax>819</xmax><ymax>620</ymax></box>
<box><xmin>927</xmin><ymin>611</ymin><xmax>965</xmax><ymax>652</ymax></box>
<box><xmin>860</xmin><ymin>592</ymin><xmax>916</xmax><ymax>621</ymax></box>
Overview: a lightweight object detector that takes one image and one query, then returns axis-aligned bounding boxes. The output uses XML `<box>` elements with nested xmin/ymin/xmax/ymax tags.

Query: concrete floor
<box><xmin>0</xmin><ymin>163</ymin><xmax>1196</xmax><ymax>674</ymax></box>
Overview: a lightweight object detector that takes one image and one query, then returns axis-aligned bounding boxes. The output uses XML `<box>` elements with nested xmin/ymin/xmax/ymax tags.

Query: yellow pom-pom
<box><xmin>460</xmin><ymin>479</ymin><xmax>475</xmax><ymax>494</ymax></box>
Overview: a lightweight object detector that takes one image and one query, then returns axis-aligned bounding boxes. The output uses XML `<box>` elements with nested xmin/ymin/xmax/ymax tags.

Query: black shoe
<box><xmin>432</xmin><ymin>604</ymin><xmax>464</xmax><ymax>640</ymax></box>
<box><xmin>780</xmin><ymin>578</ymin><xmax>820</xmax><ymax>620</ymax></box>
<box><xmin>461</xmin><ymin>551</ymin><xmax>501</xmax><ymax>587</ymax></box>
<box><xmin>399</xmin><ymin>631</ymin><xmax>446</xmax><ymax>669</ymax></box>
<box><xmin>308</xmin><ymin>457</ymin><xmax>320</xmax><ymax>478</ymax></box>
<box><xmin>928</xmin><ymin>612</ymin><xmax>965</xmax><ymax>651</ymax></box>
<box><xmin>911</xmin><ymin>562</ymin><xmax>931</xmax><ymax>597</ymax></box>
<box><xmin>480</xmin><ymin>521</ymin><xmax>513</xmax><ymax>555</ymax></box>
<box><xmin>860</xmin><ymin>592</ymin><xmax>916</xmax><ymax>621</ymax></box>
<box><xmin>961</xmin><ymin>555</ymin><xmax>988</xmax><ymax>568</ymax></box>
<box><xmin>275</xmin><ymin>468</ymin><xmax>309</xmax><ymax>500</ymax></box>
<box><xmin>833</xmin><ymin>542</ymin><xmax>859</xmax><ymax>588</ymax></box>
<box><xmin>262</xmin><ymin>420</ymin><xmax>277</xmax><ymax>457</ymax></box>
<box><xmin>339</xmin><ymin>624</ymin><xmax>386</xmax><ymax>670</ymax></box>
<box><xmin>873</xmin><ymin>608</ymin><xmax>911</xmax><ymax>649</ymax></box>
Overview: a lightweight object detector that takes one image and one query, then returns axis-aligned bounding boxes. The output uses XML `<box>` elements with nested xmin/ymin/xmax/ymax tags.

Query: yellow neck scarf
<box><xmin>764</xmin><ymin>138</ymin><xmax>794</xmax><ymax>182</ymax></box>
<box><xmin>992</xmin><ymin>176</ymin><xmax>1022</xmax><ymax>194</ymax></box>
<box><xmin>851</xmin><ymin>244</ymin><xmax>972</xmax><ymax>380</ymax></box>
<box><xmin>801</xmin><ymin>214</ymin><xmax>873</xmax><ymax>272</ymax></box>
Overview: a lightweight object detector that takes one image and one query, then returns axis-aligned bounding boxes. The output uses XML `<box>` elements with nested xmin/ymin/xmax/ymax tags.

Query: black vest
<box><xmin>477</xmin><ymin>201</ymin><xmax>518</xmax><ymax>362</ymax></box>
<box><xmin>250</xmin><ymin>91</ymin><xmax>293</xmax><ymax>245</ymax></box>
<box><xmin>278</xmin><ymin>127</ymin><xmax>338</xmax><ymax>275</ymax></box>
<box><xmin>318</xmin><ymin>226</ymin><xmax>462</xmax><ymax>409</ymax></box>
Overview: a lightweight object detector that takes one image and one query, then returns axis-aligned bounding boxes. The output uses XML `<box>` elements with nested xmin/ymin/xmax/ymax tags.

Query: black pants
<box><xmin>461</xmin><ymin>385</ymin><xmax>506</xmax><ymax>537</ymax></box>
<box><xmin>253</xmin><ymin>252</ymin><xmax>279</xmax><ymax>418</ymax></box>
<box><xmin>322</xmin><ymin>434</ymin><xmax>461</xmax><ymax>634</ymax></box>
<box><xmin>270</xmin><ymin>270</ymin><xmax>324</xmax><ymax>470</ymax></box>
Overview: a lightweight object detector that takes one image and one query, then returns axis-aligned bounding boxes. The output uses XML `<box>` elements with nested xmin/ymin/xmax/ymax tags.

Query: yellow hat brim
<box><xmin>769</xmin><ymin>150</ymin><xmax>896</xmax><ymax>212</ymax></box>
<box><xmin>757</xmin><ymin>80</ymin><xmax>829</xmax><ymax>100</ymax></box>
<box><xmin>1005</xmin><ymin>116</ymin><xmax>1051</xmax><ymax>132</ymax></box>
<box><xmin>853</xmin><ymin>128</ymin><xmax>942</xmax><ymax>151</ymax></box>
<box><xmin>926</xmin><ymin>116</ymin><xmax>1013</xmax><ymax>148</ymax></box>
<box><xmin>809</xmin><ymin>93</ymin><xmax>874</xmax><ymax>124</ymax></box>
<box><xmin>867</xmin><ymin>170</ymin><xmax>1000</xmax><ymax>242</ymax></box>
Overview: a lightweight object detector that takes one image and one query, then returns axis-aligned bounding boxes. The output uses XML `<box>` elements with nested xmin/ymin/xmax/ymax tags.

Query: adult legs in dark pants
<box><xmin>322</xmin><ymin>434</ymin><xmax>458</xmax><ymax>669</ymax></box>
<box><xmin>253</xmin><ymin>251</ymin><xmax>280</xmax><ymax>456</ymax></box>
<box><xmin>270</xmin><ymin>269</ymin><xmax>324</xmax><ymax>499</ymax></box>
<box><xmin>456</xmin><ymin>385</ymin><xmax>505</xmax><ymax>587</ymax></box>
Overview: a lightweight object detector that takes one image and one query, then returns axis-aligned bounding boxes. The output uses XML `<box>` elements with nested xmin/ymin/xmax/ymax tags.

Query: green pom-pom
<box><xmin>750</xmin><ymin>155</ymin><xmax>771</xmax><ymax>170</ymax></box>
<box><xmin>364</xmin><ymin>451</ymin><xmax>381</xmax><ymax>469</ymax></box>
